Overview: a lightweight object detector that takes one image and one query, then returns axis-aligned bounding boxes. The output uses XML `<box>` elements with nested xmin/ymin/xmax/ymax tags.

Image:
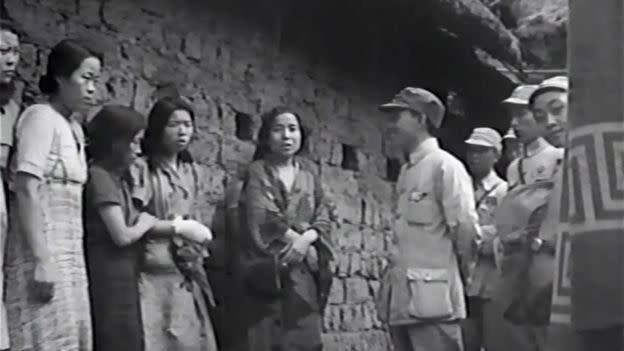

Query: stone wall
<box><xmin>3</xmin><ymin>0</ymin><xmax>398</xmax><ymax>349</ymax></box>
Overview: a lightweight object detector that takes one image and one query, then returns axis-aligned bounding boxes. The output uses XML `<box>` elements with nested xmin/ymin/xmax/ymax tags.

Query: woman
<box><xmin>4</xmin><ymin>39</ymin><xmax>100</xmax><ymax>351</ymax></box>
<box><xmin>238</xmin><ymin>107</ymin><xmax>335</xmax><ymax>351</ymax></box>
<box><xmin>84</xmin><ymin>105</ymin><xmax>210</xmax><ymax>351</ymax></box>
<box><xmin>0</xmin><ymin>19</ymin><xmax>21</xmax><ymax>351</ymax></box>
<box><xmin>133</xmin><ymin>96</ymin><xmax>218</xmax><ymax>351</ymax></box>
<box><xmin>84</xmin><ymin>105</ymin><xmax>151</xmax><ymax>351</ymax></box>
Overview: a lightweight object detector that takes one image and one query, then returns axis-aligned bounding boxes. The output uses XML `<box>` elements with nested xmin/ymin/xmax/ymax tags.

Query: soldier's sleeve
<box><xmin>438</xmin><ymin>159</ymin><xmax>481</xmax><ymax>276</ymax></box>
<box><xmin>506</xmin><ymin>158</ymin><xmax>520</xmax><ymax>188</ymax></box>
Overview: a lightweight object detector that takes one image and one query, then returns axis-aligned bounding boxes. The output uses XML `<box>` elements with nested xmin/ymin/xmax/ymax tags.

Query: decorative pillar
<box><xmin>550</xmin><ymin>0</ymin><xmax>624</xmax><ymax>350</ymax></box>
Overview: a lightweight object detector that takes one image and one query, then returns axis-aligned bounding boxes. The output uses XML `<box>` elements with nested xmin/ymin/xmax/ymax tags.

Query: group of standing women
<box><xmin>0</xmin><ymin>34</ymin><xmax>335</xmax><ymax>351</ymax></box>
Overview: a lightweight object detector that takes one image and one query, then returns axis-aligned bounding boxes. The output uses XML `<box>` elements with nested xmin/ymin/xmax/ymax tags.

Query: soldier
<box><xmin>506</xmin><ymin>82</ymin><xmax>564</xmax><ymax>188</ymax></box>
<box><xmin>461</xmin><ymin>128</ymin><xmax>511</xmax><ymax>351</ymax></box>
<box><xmin>377</xmin><ymin>87</ymin><xmax>480</xmax><ymax>351</ymax></box>
<box><xmin>526</xmin><ymin>76</ymin><xmax>569</xmax><ymax>253</ymax></box>
<box><xmin>0</xmin><ymin>19</ymin><xmax>20</xmax><ymax>351</ymax></box>
<box><xmin>494</xmin><ymin>76</ymin><xmax>570</xmax><ymax>351</ymax></box>
<box><xmin>524</xmin><ymin>77</ymin><xmax>573</xmax><ymax>351</ymax></box>
<box><xmin>529</xmin><ymin>76</ymin><xmax>568</xmax><ymax>149</ymax></box>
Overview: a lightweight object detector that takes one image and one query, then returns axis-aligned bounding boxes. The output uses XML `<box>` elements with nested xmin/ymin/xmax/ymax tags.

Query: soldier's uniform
<box><xmin>496</xmin><ymin>77</ymin><xmax>569</xmax><ymax>351</ymax></box>
<box><xmin>506</xmin><ymin>137</ymin><xmax>564</xmax><ymax>189</ymax></box>
<box><xmin>377</xmin><ymin>88</ymin><xmax>480</xmax><ymax>351</ymax></box>
<box><xmin>461</xmin><ymin>128</ymin><xmax>516</xmax><ymax>351</ymax></box>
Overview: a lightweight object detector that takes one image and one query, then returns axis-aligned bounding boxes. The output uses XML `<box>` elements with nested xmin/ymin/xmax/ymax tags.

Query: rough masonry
<box><xmin>3</xmin><ymin>0</ymin><xmax>400</xmax><ymax>349</ymax></box>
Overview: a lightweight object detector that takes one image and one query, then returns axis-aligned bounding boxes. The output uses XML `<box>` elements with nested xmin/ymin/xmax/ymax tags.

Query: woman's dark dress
<box><xmin>238</xmin><ymin>158</ymin><xmax>335</xmax><ymax>351</ymax></box>
<box><xmin>84</xmin><ymin>165</ymin><xmax>144</xmax><ymax>351</ymax></box>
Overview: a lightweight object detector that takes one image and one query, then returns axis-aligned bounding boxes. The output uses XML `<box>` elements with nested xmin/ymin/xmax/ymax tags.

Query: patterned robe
<box><xmin>237</xmin><ymin>158</ymin><xmax>334</xmax><ymax>351</ymax></box>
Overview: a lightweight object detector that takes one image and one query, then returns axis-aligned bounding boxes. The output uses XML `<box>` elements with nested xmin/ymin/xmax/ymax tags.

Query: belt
<box><xmin>501</xmin><ymin>238</ymin><xmax>556</xmax><ymax>255</ymax></box>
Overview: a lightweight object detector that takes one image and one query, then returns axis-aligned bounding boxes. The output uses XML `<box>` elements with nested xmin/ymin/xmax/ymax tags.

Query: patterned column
<box><xmin>550</xmin><ymin>0</ymin><xmax>624</xmax><ymax>348</ymax></box>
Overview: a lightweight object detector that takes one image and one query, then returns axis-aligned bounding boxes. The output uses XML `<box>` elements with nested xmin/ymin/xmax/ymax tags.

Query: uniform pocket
<box><xmin>405</xmin><ymin>195</ymin><xmax>436</xmax><ymax>225</ymax></box>
<box><xmin>406</xmin><ymin>267</ymin><xmax>454</xmax><ymax>321</ymax></box>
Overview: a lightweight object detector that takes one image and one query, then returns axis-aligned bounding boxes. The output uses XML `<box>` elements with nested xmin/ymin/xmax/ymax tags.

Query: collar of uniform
<box><xmin>523</xmin><ymin>137</ymin><xmax>550</xmax><ymax>157</ymax></box>
<box><xmin>407</xmin><ymin>137</ymin><xmax>439</xmax><ymax>166</ymax></box>
<box><xmin>477</xmin><ymin>170</ymin><xmax>502</xmax><ymax>191</ymax></box>
<box><xmin>0</xmin><ymin>99</ymin><xmax>17</xmax><ymax>116</ymax></box>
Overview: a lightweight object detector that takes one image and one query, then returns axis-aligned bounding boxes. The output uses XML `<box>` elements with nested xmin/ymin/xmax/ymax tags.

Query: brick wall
<box><xmin>4</xmin><ymin>0</ymin><xmax>399</xmax><ymax>349</ymax></box>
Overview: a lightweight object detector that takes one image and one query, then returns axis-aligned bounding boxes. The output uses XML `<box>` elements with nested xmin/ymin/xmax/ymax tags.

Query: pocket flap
<box><xmin>406</xmin><ymin>268</ymin><xmax>449</xmax><ymax>282</ymax></box>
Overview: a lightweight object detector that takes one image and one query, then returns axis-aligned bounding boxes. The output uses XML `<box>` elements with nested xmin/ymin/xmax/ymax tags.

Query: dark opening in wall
<box><xmin>360</xmin><ymin>198</ymin><xmax>366</xmax><ymax>224</ymax></box>
<box><xmin>235</xmin><ymin>111</ymin><xmax>254</xmax><ymax>141</ymax></box>
<box><xmin>341</xmin><ymin>144</ymin><xmax>359</xmax><ymax>171</ymax></box>
<box><xmin>386</xmin><ymin>158</ymin><xmax>401</xmax><ymax>182</ymax></box>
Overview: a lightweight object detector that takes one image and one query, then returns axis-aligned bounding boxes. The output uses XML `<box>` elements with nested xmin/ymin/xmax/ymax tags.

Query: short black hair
<box><xmin>39</xmin><ymin>39</ymin><xmax>102</xmax><ymax>95</ymax></box>
<box><xmin>87</xmin><ymin>105</ymin><xmax>146</xmax><ymax>162</ymax></box>
<box><xmin>0</xmin><ymin>19</ymin><xmax>20</xmax><ymax>36</ymax></box>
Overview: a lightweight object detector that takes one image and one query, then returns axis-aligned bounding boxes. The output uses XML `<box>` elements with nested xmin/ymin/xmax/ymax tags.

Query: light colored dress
<box><xmin>0</xmin><ymin>98</ymin><xmax>19</xmax><ymax>350</ymax></box>
<box><xmin>4</xmin><ymin>104</ymin><xmax>91</xmax><ymax>351</ymax></box>
<box><xmin>131</xmin><ymin>157</ymin><xmax>218</xmax><ymax>351</ymax></box>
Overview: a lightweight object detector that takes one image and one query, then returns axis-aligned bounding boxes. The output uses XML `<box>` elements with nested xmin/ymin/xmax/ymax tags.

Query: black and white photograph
<box><xmin>0</xmin><ymin>0</ymin><xmax>622</xmax><ymax>350</ymax></box>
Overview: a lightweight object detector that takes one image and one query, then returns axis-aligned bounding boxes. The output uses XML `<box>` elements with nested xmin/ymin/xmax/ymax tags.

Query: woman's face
<box><xmin>111</xmin><ymin>132</ymin><xmax>143</xmax><ymax>167</ymax></box>
<box><xmin>57</xmin><ymin>56</ymin><xmax>101</xmax><ymax>113</ymax></box>
<box><xmin>268</xmin><ymin>112</ymin><xmax>302</xmax><ymax>158</ymax></box>
<box><xmin>161</xmin><ymin>109</ymin><xmax>194</xmax><ymax>155</ymax></box>
<box><xmin>0</xmin><ymin>29</ymin><xmax>20</xmax><ymax>85</ymax></box>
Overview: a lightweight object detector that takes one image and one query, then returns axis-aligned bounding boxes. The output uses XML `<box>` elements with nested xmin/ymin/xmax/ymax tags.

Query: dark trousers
<box><xmin>463</xmin><ymin>296</ymin><xmax>544</xmax><ymax>351</ymax></box>
<box><xmin>580</xmin><ymin>325</ymin><xmax>623</xmax><ymax>351</ymax></box>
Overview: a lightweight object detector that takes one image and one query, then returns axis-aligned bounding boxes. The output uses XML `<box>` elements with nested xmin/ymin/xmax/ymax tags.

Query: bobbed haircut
<box><xmin>38</xmin><ymin>39</ymin><xmax>101</xmax><ymax>95</ymax></box>
<box><xmin>87</xmin><ymin>105</ymin><xmax>146</xmax><ymax>162</ymax></box>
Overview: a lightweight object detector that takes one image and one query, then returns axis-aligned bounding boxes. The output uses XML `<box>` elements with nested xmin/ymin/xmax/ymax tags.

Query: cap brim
<box><xmin>529</xmin><ymin>86</ymin><xmax>567</xmax><ymax>104</ymax></box>
<box><xmin>465</xmin><ymin>139</ymin><xmax>496</xmax><ymax>148</ymax></box>
<box><xmin>502</xmin><ymin>97</ymin><xmax>528</xmax><ymax>105</ymax></box>
<box><xmin>379</xmin><ymin>102</ymin><xmax>410</xmax><ymax>111</ymax></box>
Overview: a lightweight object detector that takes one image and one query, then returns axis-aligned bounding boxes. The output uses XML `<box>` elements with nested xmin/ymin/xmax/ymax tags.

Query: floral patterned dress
<box><xmin>237</xmin><ymin>158</ymin><xmax>335</xmax><ymax>351</ymax></box>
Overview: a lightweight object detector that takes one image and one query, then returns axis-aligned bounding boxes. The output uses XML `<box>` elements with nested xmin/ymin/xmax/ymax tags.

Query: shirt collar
<box><xmin>476</xmin><ymin>170</ymin><xmax>502</xmax><ymax>191</ymax></box>
<box><xmin>0</xmin><ymin>99</ymin><xmax>17</xmax><ymax>116</ymax></box>
<box><xmin>408</xmin><ymin>138</ymin><xmax>439</xmax><ymax>166</ymax></box>
<box><xmin>523</xmin><ymin>137</ymin><xmax>550</xmax><ymax>157</ymax></box>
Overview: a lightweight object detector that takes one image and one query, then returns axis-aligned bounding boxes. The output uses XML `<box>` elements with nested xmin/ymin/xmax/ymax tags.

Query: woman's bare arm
<box><xmin>98</xmin><ymin>206</ymin><xmax>159</xmax><ymax>246</ymax></box>
<box><xmin>15</xmin><ymin>173</ymin><xmax>49</xmax><ymax>262</ymax></box>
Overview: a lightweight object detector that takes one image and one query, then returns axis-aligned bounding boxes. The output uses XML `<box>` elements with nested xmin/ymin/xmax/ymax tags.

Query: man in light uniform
<box><xmin>377</xmin><ymin>87</ymin><xmax>480</xmax><ymax>351</ymax></box>
<box><xmin>496</xmin><ymin>76</ymin><xmax>569</xmax><ymax>351</ymax></box>
<box><xmin>0</xmin><ymin>19</ymin><xmax>20</xmax><ymax>351</ymax></box>
<box><xmin>526</xmin><ymin>76</ymin><xmax>569</xmax><ymax>251</ymax></box>
<box><xmin>521</xmin><ymin>77</ymin><xmax>575</xmax><ymax>351</ymax></box>
<box><xmin>505</xmin><ymin>82</ymin><xmax>564</xmax><ymax>189</ymax></box>
<box><xmin>461</xmin><ymin>128</ymin><xmax>511</xmax><ymax>351</ymax></box>
<box><xmin>512</xmin><ymin>76</ymin><xmax>569</xmax><ymax>282</ymax></box>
